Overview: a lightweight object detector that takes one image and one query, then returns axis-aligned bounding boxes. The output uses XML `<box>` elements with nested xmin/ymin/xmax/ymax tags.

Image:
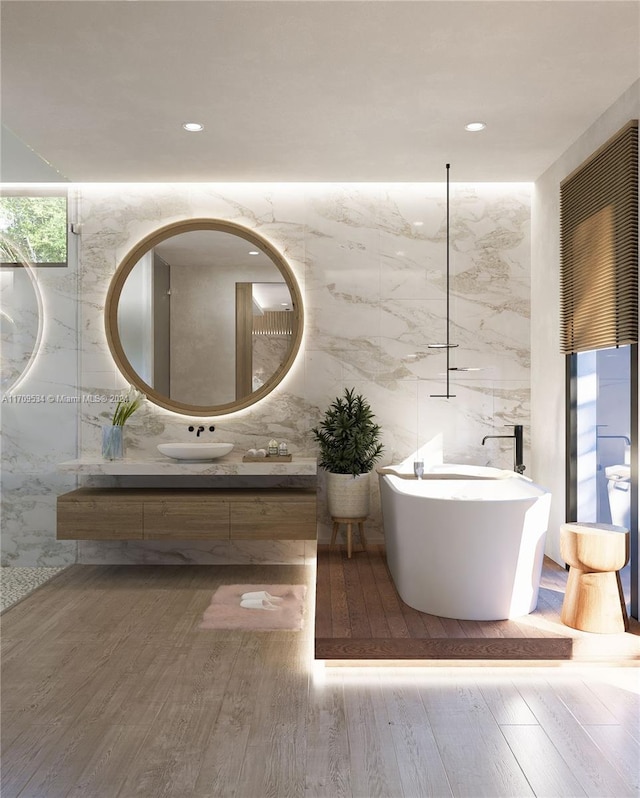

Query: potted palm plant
<box><xmin>312</xmin><ymin>387</ymin><xmax>384</xmax><ymax>518</ymax></box>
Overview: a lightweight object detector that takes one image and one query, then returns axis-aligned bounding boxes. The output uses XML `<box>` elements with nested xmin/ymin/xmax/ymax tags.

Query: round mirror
<box><xmin>0</xmin><ymin>236</ymin><xmax>44</xmax><ymax>394</ymax></box>
<box><xmin>105</xmin><ymin>219</ymin><xmax>303</xmax><ymax>416</ymax></box>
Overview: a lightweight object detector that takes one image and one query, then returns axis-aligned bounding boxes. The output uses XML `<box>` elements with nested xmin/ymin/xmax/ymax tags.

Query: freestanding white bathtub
<box><xmin>379</xmin><ymin>467</ymin><xmax>552</xmax><ymax>621</ymax></box>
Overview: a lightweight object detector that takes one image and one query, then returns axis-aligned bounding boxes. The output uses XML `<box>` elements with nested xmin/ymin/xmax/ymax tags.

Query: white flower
<box><xmin>112</xmin><ymin>385</ymin><xmax>145</xmax><ymax>426</ymax></box>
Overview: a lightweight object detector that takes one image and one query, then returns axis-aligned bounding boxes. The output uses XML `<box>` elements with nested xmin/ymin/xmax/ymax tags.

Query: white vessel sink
<box><xmin>157</xmin><ymin>442</ymin><xmax>234</xmax><ymax>461</ymax></box>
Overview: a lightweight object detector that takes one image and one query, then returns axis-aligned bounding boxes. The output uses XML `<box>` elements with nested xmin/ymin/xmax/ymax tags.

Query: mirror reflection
<box><xmin>107</xmin><ymin>221</ymin><xmax>303</xmax><ymax>416</ymax></box>
<box><xmin>0</xmin><ymin>238</ymin><xmax>43</xmax><ymax>393</ymax></box>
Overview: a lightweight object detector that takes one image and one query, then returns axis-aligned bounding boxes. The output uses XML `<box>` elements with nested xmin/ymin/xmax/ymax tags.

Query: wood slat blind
<box><xmin>252</xmin><ymin>311</ymin><xmax>293</xmax><ymax>336</ymax></box>
<box><xmin>560</xmin><ymin>120</ymin><xmax>638</xmax><ymax>354</ymax></box>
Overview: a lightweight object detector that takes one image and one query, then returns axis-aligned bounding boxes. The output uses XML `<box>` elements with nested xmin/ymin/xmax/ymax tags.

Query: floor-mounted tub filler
<box><xmin>378</xmin><ymin>465</ymin><xmax>552</xmax><ymax>621</ymax></box>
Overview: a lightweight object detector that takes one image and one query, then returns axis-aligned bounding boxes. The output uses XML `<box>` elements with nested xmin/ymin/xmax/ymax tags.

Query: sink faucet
<box><xmin>482</xmin><ymin>424</ymin><xmax>525</xmax><ymax>474</ymax></box>
<box><xmin>596</xmin><ymin>424</ymin><xmax>631</xmax><ymax>446</ymax></box>
<box><xmin>597</xmin><ymin>434</ymin><xmax>632</xmax><ymax>445</ymax></box>
<box><xmin>189</xmin><ymin>425</ymin><xmax>215</xmax><ymax>438</ymax></box>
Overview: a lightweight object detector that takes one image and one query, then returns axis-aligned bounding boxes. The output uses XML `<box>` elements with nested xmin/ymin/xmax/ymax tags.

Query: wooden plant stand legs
<box><xmin>330</xmin><ymin>516</ymin><xmax>367</xmax><ymax>559</ymax></box>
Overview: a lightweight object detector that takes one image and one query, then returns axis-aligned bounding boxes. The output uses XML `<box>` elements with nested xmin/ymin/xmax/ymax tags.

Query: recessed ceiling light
<box><xmin>182</xmin><ymin>122</ymin><xmax>204</xmax><ymax>132</ymax></box>
<box><xmin>465</xmin><ymin>121</ymin><xmax>486</xmax><ymax>132</ymax></box>
<box><xmin>248</xmin><ymin>250</ymin><xmax>260</xmax><ymax>255</ymax></box>
<box><xmin>412</xmin><ymin>221</ymin><xmax>424</xmax><ymax>227</ymax></box>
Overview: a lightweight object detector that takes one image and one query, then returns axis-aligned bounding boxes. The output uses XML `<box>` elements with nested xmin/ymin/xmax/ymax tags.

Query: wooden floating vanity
<box><xmin>57</xmin><ymin>455</ymin><xmax>318</xmax><ymax>541</ymax></box>
<box><xmin>57</xmin><ymin>487</ymin><xmax>317</xmax><ymax>541</ymax></box>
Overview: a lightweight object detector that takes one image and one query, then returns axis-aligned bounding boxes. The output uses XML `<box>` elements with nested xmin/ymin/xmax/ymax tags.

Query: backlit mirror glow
<box><xmin>105</xmin><ymin>219</ymin><xmax>303</xmax><ymax>416</ymax></box>
<box><xmin>0</xmin><ymin>236</ymin><xmax>44</xmax><ymax>394</ymax></box>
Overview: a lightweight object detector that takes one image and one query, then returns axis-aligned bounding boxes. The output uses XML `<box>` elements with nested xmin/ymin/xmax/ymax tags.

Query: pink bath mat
<box><xmin>199</xmin><ymin>584</ymin><xmax>307</xmax><ymax>631</ymax></box>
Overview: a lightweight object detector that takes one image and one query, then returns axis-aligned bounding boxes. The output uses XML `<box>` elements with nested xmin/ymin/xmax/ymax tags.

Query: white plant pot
<box><xmin>326</xmin><ymin>472</ymin><xmax>370</xmax><ymax>518</ymax></box>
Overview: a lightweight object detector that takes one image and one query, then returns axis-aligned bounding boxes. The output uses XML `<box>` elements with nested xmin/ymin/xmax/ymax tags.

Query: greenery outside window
<box><xmin>0</xmin><ymin>189</ymin><xmax>68</xmax><ymax>267</ymax></box>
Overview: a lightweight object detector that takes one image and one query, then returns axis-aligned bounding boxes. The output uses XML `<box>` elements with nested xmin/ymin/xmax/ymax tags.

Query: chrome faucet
<box><xmin>482</xmin><ymin>424</ymin><xmax>525</xmax><ymax>474</ymax></box>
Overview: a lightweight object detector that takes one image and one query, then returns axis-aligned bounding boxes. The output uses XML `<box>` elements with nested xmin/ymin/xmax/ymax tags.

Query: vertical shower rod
<box><xmin>430</xmin><ymin>163</ymin><xmax>457</xmax><ymax>398</ymax></box>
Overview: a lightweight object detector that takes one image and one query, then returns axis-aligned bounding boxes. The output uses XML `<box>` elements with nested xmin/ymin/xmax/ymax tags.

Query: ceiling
<box><xmin>1</xmin><ymin>1</ymin><xmax>639</xmax><ymax>183</ymax></box>
<box><xmin>155</xmin><ymin>231</ymin><xmax>291</xmax><ymax>309</ymax></box>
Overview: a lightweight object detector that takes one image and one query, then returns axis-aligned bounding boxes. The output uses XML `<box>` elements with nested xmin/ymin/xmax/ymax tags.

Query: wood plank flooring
<box><xmin>315</xmin><ymin>545</ymin><xmax>640</xmax><ymax>662</ymax></box>
<box><xmin>1</xmin><ymin>564</ymin><xmax>639</xmax><ymax>797</ymax></box>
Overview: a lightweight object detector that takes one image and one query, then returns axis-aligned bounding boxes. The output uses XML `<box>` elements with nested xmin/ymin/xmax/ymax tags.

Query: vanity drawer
<box><xmin>230</xmin><ymin>499</ymin><xmax>317</xmax><ymax>540</ymax></box>
<box><xmin>56</xmin><ymin>487</ymin><xmax>317</xmax><ymax>541</ymax></box>
<box><xmin>143</xmin><ymin>501</ymin><xmax>229</xmax><ymax>540</ymax></box>
<box><xmin>57</xmin><ymin>499</ymin><xmax>143</xmax><ymax>540</ymax></box>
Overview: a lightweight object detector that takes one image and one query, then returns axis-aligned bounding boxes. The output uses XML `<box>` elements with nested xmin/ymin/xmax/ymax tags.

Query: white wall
<box><xmin>531</xmin><ymin>80</ymin><xmax>640</xmax><ymax>565</ymax></box>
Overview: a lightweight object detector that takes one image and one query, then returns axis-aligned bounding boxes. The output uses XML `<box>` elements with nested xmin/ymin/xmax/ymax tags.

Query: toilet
<box><xmin>605</xmin><ymin>465</ymin><xmax>631</xmax><ymax>529</ymax></box>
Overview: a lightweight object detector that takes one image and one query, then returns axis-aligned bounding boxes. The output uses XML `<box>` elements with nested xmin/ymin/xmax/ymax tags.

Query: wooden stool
<box><xmin>560</xmin><ymin>522</ymin><xmax>629</xmax><ymax>634</ymax></box>
<box><xmin>330</xmin><ymin>516</ymin><xmax>367</xmax><ymax>559</ymax></box>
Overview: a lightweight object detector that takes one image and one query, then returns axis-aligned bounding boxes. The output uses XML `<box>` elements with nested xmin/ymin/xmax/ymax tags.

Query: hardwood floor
<box><xmin>1</xmin><ymin>563</ymin><xmax>639</xmax><ymax>797</ymax></box>
<box><xmin>315</xmin><ymin>545</ymin><xmax>640</xmax><ymax>662</ymax></box>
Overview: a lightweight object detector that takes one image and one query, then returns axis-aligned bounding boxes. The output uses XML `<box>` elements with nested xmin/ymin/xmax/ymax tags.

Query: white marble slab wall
<box><xmin>0</xmin><ymin>255</ymin><xmax>79</xmax><ymax>566</ymax></box>
<box><xmin>74</xmin><ymin>182</ymin><xmax>531</xmax><ymax>564</ymax></box>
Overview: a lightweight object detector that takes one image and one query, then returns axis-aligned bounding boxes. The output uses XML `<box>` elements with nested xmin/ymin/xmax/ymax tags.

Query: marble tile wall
<box><xmin>76</xmin><ymin>182</ymin><xmax>531</xmax><ymax>563</ymax></box>
<box><xmin>2</xmin><ymin>181</ymin><xmax>531</xmax><ymax>565</ymax></box>
<box><xmin>1</xmin><ymin>256</ymin><xmax>79</xmax><ymax>566</ymax></box>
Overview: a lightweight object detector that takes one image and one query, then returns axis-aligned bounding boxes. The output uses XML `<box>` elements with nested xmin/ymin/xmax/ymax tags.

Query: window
<box><xmin>562</xmin><ymin>121</ymin><xmax>639</xmax><ymax>619</ymax></box>
<box><xmin>560</xmin><ymin>120</ymin><xmax>638</xmax><ymax>354</ymax></box>
<box><xmin>0</xmin><ymin>189</ymin><xmax>68</xmax><ymax>267</ymax></box>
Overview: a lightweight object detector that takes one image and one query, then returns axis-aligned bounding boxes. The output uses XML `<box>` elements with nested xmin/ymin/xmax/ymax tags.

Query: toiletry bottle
<box><xmin>268</xmin><ymin>439</ymin><xmax>279</xmax><ymax>456</ymax></box>
<box><xmin>278</xmin><ymin>441</ymin><xmax>288</xmax><ymax>456</ymax></box>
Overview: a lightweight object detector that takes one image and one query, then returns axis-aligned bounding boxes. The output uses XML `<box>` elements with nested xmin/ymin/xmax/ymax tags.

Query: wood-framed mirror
<box><xmin>105</xmin><ymin>219</ymin><xmax>303</xmax><ymax>416</ymax></box>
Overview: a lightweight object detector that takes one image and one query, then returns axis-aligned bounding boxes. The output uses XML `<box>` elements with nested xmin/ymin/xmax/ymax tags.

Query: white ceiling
<box><xmin>156</xmin><ymin>229</ymin><xmax>280</xmax><ymax>271</ymax></box>
<box><xmin>155</xmin><ymin>230</ymin><xmax>290</xmax><ymax>309</ymax></box>
<box><xmin>1</xmin><ymin>1</ymin><xmax>639</xmax><ymax>183</ymax></box>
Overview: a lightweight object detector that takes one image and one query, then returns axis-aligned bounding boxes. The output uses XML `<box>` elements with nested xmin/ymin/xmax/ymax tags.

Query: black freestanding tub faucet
<box><xmin>481</xmin><ymin>424</ymin><xmax>525</xmax><ymax>474</ymax></box>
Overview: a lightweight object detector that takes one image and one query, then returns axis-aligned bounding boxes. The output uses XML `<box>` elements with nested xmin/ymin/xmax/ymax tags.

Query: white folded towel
<box><xmin>241</xmin><ymin>590</ymin><xmax>283</xmax><ymax>603</ymax></box>
<box><xmin>240</xmin><ymin>598</ymin><xmax>279</xmax><ymax>611</ymax></box>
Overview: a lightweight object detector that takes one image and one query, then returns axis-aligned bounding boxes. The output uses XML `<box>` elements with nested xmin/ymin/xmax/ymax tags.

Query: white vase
<box><xmin>326</xmin><ymin>472</ymin><xmax>370</xmax><ymax>518</ymax></box>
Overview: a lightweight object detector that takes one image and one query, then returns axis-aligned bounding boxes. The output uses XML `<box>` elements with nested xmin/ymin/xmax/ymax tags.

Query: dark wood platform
<box><xmin>314</xmin><ymin>544</ymin><xmax>640</xmax><ymax>662</ymax></box>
